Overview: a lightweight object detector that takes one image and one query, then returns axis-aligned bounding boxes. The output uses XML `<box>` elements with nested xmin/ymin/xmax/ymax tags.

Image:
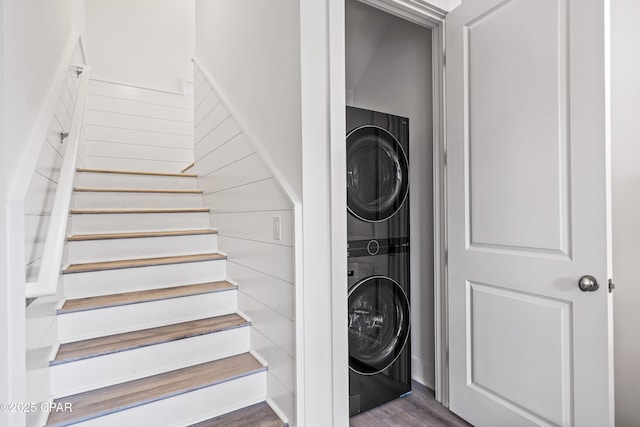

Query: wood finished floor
<box><xmin>350</xmin><ymin>381</ymin><xmax>472</xmax><ymax>427</ymax></box>
<box><xmin>190</xmin><ymin>402</ymin><xmax>285</xmax><ymax>427</ymax></box>
<box><xmin>53</xmin><ymin>314</ymin><xmax>248</xmax><ymax>365</ymax></box>
<box><xmin>63</xmin><ymin>253</ymin><xmax>226</xmax><ymax>274</ymax></box>
<box><xmin>59</xmin><ymin>281</ymin><xmax>235</xmax><ymax>313</ymax></box>
<box><xmin>45</xmin><ymin>353</ymin><xmax>264</xmax><ymax>427</ymax></box>
<box><xmin>68</xmin><ymin>229</ymin><xmax>218</xmax><ymax>241</ymax></box>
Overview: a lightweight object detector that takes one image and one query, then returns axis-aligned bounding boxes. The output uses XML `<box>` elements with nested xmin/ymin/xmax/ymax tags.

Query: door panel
<box><xmin>446</xmin><ymin>0</ymin><xmax>613</xmax><ymax>426</ymax></box>
<box><xmin>465</xmin><ymin>0</ymin><xmax>569</xmax><ymax>255</ymax></box>
<box><xmin>468</xmin><ymin>282</ymin><xmax>572</xmax><ymax>425</ymax></box>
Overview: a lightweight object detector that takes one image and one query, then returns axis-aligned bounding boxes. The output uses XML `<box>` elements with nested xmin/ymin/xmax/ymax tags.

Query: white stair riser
<box><xmin>63</xmin><ymin>260</ymin><xmax>227</xmax><ymax>298</ymax></box>
<box><xmin>58</xmin><ymin>290</ymin><xmax>237</xmax><ymax>341</ymax></box>
<box><xmin>71</xmin><ymin>212</ymin><xmax>210</xmax><ymax>234</ymax></box>
<box><xmin>75</xmin><ymin>172</ymin><xmax>198</xmax><ymax>190</ymax></box>
<box><xmin>51</xmin><ymin>326</ymin><xmax>250</xmax><ymax>397</ymax></box>
<box><xmin>68</xmin><ymin>234</ymin><xmax>218</xmax><ymax>264</ymax></box>
<box><xmin>73</xmin><ymin>192</ymin><xmax>204</xmax><ymax>209</ymax></box>
<box><xmin>69</xmin><ymin>372</ymin><xmax>266</xmax><ymax>427</ymax></box>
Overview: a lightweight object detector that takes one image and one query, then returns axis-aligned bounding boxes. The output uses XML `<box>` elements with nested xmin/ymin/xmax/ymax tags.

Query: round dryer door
<box><xmin>348</xmin><ymin>275</ymin><xmax>410</xmax><ymax>375</ymax></box>
<box><xmin>346</xmin><ymin>125</ymin><xmax>409</xmax><ymax>222</ymax></box>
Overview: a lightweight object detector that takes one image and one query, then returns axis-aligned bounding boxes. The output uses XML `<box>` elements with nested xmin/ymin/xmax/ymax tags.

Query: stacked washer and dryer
<box><xmin>346</xmin><ymin>106</ymin><xmax>412</xmax><ymax>416</ymax></box>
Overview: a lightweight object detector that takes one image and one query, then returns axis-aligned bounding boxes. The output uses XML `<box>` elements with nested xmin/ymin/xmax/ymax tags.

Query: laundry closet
<box><xmin>345</xmin><ymin>0</ymin><xmax>435</xmax><ymax>416</ymax></box>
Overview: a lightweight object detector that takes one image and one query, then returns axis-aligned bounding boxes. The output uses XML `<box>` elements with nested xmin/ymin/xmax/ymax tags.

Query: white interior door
<box><xmin>445</xmin><ymin>0</ymin><xmax>614</xmax><ymax>426</ymax></box>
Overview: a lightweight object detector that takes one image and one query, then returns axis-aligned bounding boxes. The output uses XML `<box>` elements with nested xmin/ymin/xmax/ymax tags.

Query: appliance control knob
<box><xmin>367</xmin><ymin>240</ymin><xmax>380</xmax><ymax>256</ymax></box>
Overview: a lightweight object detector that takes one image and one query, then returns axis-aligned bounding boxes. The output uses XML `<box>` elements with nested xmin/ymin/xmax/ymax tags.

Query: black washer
<box><xmin>346</xmin><ymin>125</ymin><xmax>409</xmax><ymax>223</ymax></box>
<box><xmin>348</xmin><ymin>275</ymin><xmax>411</xmax><ymax>376</ymax></box>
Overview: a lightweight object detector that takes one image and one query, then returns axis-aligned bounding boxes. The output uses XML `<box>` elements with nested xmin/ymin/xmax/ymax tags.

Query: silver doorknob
<box><xmin>578</xmin><ymin>275</ymin><xmax>599</xmax><ymax>292</ymax></box>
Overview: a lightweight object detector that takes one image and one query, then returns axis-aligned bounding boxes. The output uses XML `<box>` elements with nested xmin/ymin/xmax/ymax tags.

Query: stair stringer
<box><xmin>193</xmin><ymin>64</ymin><xmax>298</xmax><ymax>425</ymax></box>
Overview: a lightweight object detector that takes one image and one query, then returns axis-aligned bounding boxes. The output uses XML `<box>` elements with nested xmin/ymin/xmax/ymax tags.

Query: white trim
<box><xmin>236</xmin><ymin>311</ymin><xmax>252</xmax><ymax>323</ymax></box>
<box><xmin>78</xmin><ymin>35</ymin><xmax>88</xmax><ymax>65</ymax></box>
<box><xmin>336</xmin><ymin>0</ymin><xmax>449</xmax><ymax>413</ymax></box>
<box><xmin>411</xmin><ymin>355</ymin><xmax>436</xmax><ymax>390</ymax></box>
<box><xmin>357</xmin><ymin>0</ymin><xmax>446</xmax><ymax>26</ymax></box>
<box><xmin>299</xmin><ymin>1</ymin><xmax>338</xmax><ymax>424</ymax></box>
<box><xmin>329</xmin><ymin>0</ymin><xmax>349</xmax><ymax>424</ymax></box>
<box><xmin>292</xmin><ymin>202</ymin><xmax>305</xmax><ymax>427</ymax></box>
<box><xmin>192</xmin><ymin>60</ymin><xmax>305</xmax><ymax>426</ymax></box>
<box><xmin>36</xmin><ymin>399</ymin><xmax>53</xmax><ymax>427</ymax></box>
<box><xmin>225</xmin><ymin>277</ymin><xmax>239</xmax><ymax>287</ymax></box>
<box><xmin>603</xmin><ymin>1</ymin><xmax>615</xmax><ymax>423</ymax></box>
<box><xmin>249</xmin><ymin>350</ymin><xmax>269</xmax><ymax>367</ymax></box>
<box><xmin>191</xmin><ymin>61</ymin><xmax>300</xmax><ymax>207</ymax></box>
<box><xmin>430</xmin><ymin>19</ymin><xmax>449</xmax><ymax>407</ymax></box>
<box><xmin>25</xmin><ymin>65</ymin><xmax>92</xmax><ymax>299</ymax></box>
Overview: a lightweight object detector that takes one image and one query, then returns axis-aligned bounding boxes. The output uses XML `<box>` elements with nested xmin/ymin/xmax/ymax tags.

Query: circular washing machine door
<box><xmin>346</xmin><ymin>125</ymin><xmax>409</xmax><ymax>222</ymax></box>
<box><xmin>348</xmin><ymin>275</ymin><xmax>410</xmax><ymax>375</ymax></box>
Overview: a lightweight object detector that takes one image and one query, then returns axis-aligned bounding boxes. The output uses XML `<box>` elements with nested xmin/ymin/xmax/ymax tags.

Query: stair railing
<box><xmin>25</xmin><ymin>65</ymin><xmax>92</xmax><ymax>298</ymax></box>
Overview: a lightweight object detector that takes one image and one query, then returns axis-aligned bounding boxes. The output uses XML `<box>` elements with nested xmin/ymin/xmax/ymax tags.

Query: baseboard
<box><xmin>249</xmin><ymin>349</ymin><xmax>269</xmax><ymax>367</ymax></box>
<box><xmin>236</xmin><ymin>310</ymin><xmax>252</xmax><ymax>322</ymax></box>
<box><xmin>266</xmin><ymin>396</ymin><xmax>289</xmax><ymax>426</ymax></box>
<box><xmin>411</xmin><ymin>355</ymin><xmax>435</xmax><ymax>390</ymax></box>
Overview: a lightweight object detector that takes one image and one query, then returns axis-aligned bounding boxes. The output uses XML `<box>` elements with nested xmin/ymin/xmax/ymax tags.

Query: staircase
<box><xmin>44</xmin><ymin>168</ymin><xmax>286</xmax><ymax>427</ymax></box>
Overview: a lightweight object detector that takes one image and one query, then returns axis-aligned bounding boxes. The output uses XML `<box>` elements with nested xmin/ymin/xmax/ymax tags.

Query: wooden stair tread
<box><xmin>52</xmin><ymin>314</ymin><xmax>248</xmax><ymax>365</ymax></box>
<box><xmin>59</xmin><ymin>281</ymin><xmax>235</xmax><ymax>314</ymax></box>
<box><xmin>68</xmin><ymin>229</ymin><xmax>217</xmax><ymax>241</ymax></box>
<box><xmin>71</xmin><ymin>207</ymin><xmax>209</xmax><ymax>214</ymax></box>
<box><xmin>45</xmin><ymin>353</ymin><xmax>264</xmax><ymax>427</ymax></box>
<box><xmin>77</xmin><ymin>168</ymin><xmax>197</xmax><ymax>178</ymax></box>
<box><xmin>190</xmin><ymin>402</ymin><xmax>286</xmax><ymax>427</ymax></box>
<box><xmin>74</xmin><ymin>187</ymin><xmax>203</xmax><ymax>194</ymax></box>
<box><xmin>64</xmin><ymin>253</ymin><xmax>226</xmax><ymax>274</ymax></box>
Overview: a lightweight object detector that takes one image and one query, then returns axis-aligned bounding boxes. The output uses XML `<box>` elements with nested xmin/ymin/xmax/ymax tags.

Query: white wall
<box><xmin>2</xmin><ymin>1</ymin><xmax>84</xmax><ymax>424</ymax></box>
<box><xmin>193</xmin><ymin>65</ymin><xmax>297</xmax><ymax>425</ymax></box>
<box><xmin>346</xmin><ymin>0</ymin><xmax>435</xmax><ymax>389</ymax></box>
<box><xmin>85</xmin><ymin>0</ymin><xmax>195</xmax><ymax>93</ymax></box>
<box><xmin>194</xmin><ymin>0</ymin><xmax>302</xmax><ymax>199</ymax></box>
<box><xmin>611</xmin><ymin>0</ymin><xmax>640</xmax><ymax>425</ymax></box>
<box><xmin>84</xmin><ymin>80</ymin><xmax>194</xmax><ymax>173</ymax></box>
<box><xmin>0</xmin><ymin>3</ymin><xmax>9</xmax><ymax>425</ymax></box>
<box><xmin>3</xmin><ymin>0</ymin><xmax>85</xmax><ymax>191</ymax></box>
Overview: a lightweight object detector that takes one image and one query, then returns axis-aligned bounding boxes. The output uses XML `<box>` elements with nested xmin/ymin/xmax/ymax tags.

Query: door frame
<box><xmin>338</xmin><ymin>0</ymin><xmax>450</xmax><ymax>406</ymax></box>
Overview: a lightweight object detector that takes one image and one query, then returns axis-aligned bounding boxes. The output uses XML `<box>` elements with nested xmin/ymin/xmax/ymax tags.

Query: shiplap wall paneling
<box><xmin>24</xmin><ymin>64</ymin><xmax>83</xmax><ymax>426</ymax></box>
<box><xmin>25</xmin><ymin>67</ymin><xmax>81</xmax><ymax>279</ymax></box>
<box><xmin>85</xmin><ymin>80</ymin><xmax>194</xmax><ymax>173</ymax></box>
<box><xmin>193</xmin><ymin>68</ymin><xmax>297</xmax><ymax>425</ymax></box>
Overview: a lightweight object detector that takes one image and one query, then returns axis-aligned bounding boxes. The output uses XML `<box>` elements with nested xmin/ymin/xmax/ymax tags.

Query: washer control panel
<box><xmin>347</xmin><ymin>237</ymin><xmax>409</xmax><ymax>258</ymax></box>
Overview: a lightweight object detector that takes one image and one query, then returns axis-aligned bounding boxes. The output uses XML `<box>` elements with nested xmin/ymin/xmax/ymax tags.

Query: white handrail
<box><xmin>25</xmin><ymin>66</ymin><xmax>92</xmax><ymax>299</ymax></box>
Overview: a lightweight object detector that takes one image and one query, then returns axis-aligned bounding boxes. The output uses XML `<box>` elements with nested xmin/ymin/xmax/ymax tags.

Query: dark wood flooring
<box><xmin>350</xmin><ymin>381</ymin><xmax>472</xmax><ymax>427</ymax></box>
